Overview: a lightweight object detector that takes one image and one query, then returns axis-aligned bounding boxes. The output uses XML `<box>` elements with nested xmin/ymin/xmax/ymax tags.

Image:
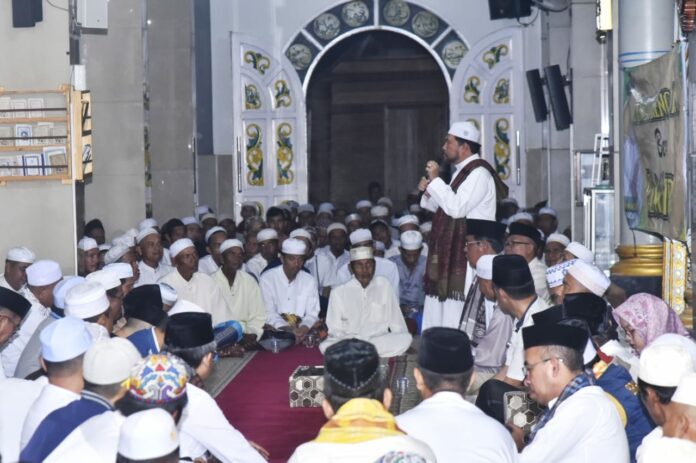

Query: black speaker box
<box><xmin>12</xmin><ymin>0</ymin><xmax>43</xmax><ymax>28</ymax></box>
<box><xmin>489</xmin><ymin>0</ymin><xmax>533</xmax><ymax>20</ymax></box>
<box><xmin>526</xmin><ymin>69</ymin><xmax>548</xmax><ymax>122</ymax></box>
<box><xmin>544</xmin><ymin>65</ymin><xmax>572</xmax><ymax>130</ymax></box>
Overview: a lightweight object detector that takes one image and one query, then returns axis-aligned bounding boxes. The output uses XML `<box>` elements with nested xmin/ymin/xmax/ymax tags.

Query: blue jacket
<box><xmin>128</xmin><ymin>327</ymin><xmax>161</xmax><ymax>357</ymax></box>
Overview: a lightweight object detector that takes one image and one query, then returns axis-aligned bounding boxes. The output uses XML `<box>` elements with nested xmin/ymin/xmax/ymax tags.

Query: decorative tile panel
<box><xmin>276</xmin><ymin>122</ymin><xmax>295</xmax><ymax>185</ymax></box>
<box><xmin>494</xmin><ymin>118</ymin><xmax>511</xmax><ymax>180</ymax></box>
<box><xmin>245</xmin><ymin>123</ymin><xmax>264</xmax><ymax>186</ymax></box>
<box><xmin>482</xmin><ymin>44</ymin><xmax>509</xmax><ymax>70</ymax></box>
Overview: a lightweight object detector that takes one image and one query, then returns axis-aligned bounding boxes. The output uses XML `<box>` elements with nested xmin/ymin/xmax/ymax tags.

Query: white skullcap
<box><xmin>136</xmin><ymin>227</ymin><xmax>159</xmax><ymax>244</ymax></box>
<box><xmin>345</xmin><ymin>213</ymin><xmax>361</xmax><ymax>225</ymax></box>
<box><xmin>672</xmin><ymin>372</ymin><xmax>696</xmax><ymax>407</ymax></box>
<box><xmin>566</xmin><ymin>241</ymin><xmax>594</xmax><ymax>263</ymax></box>
<box><xmin>200</xmin><ymin>213</ymin><xmax>217</xmax><ymax>223</ymax></box>
<box><xmin>397</xmin><ymin>215</ymin><xmax>419</xmax><ymax>228</ymax></box>
<box><xmin>98</xmin><ymin>244</ymin><xmax>111</xmax><ymax>252</ymax></box>
<box><xmin>181</xmin><ymin>216</ymin><xmax>198</xmax><ymax>226</ymax></box>
<box><xmin>317</xmin><ymin>203</ymin><xmax>334</xmax><ymax>215</ymax></box>
<box><xmin>138</xmin><ymin>218</ymin><xmax>157</xmax><ymax>231</ymax></box>
<box><xmin>40</xmin><ymin>315</ymin><xmax>92</xmax><ymax>362</ymax></box>
<box><xmin>218</xmin><ymin>214</ymin><xmax>233</xmax><ymax>223</ymax></box>
<box><xmin>281</xmin><ymin>238</ymin><xmax>306</xmax><ymax>255</ymax></box>
<box><xmin>501</xmin><ymin>197</ymin><xmax>518</xmax><ymax>206</ymax></box>
<box><xmin>196</xmin><ymin>205</ymin><xmax>211</xmax><ymax>217</ymax></box>
<box><xmin>370</xmin><ymin>205</ymin><xmax>389</xmax><ymax>218</ymax></box>
<box><xmin>538</xmin><ymin>207</ymin><xmax>557</xmax><ymax>217</ymax></box>
<box><xmin>104</xmin><ymin>244</ymin><xmax>131</xmax><ymax>265</ymax></box>
<box><xmin>475</xmin><ymin>254</ymin><xmax>495</xmax><ymax>280</ymax></box>
<box><xmin>204</xmin><ymin>226</ymin><xmax>226</xmax><ymax>243</ymax></box>
<box><xmin>168</xmin><ymin>299</ymin><xmax>205</xmax><ymax>316</ymax></box>
<box><xmin>638</xmin><ymin>343</ymin><xmax>694</xmax><ymax>387</ymax></box>
<box><xmin>158</xmin><ymin>283</ymin><xmax>178</xmax><ymax>306</ymax></box>
<box><xmin>545</xmin><ymin>259</ymin><xmax>577</xmax><ymax>288</ymax></box>
<box><xmin>84</xmin><ymin>337</ymin><xmax>141</xmax><ymax>385</ymax></box>
<box><xmin>125</xmin><ymin>228</ymin><xmax>139</xmax><ymax>242</ymax></box>
<box><xmin>257</xmin><ymin>228</ymin><xmax>279</xmax><ymax>242</ymax></box>
<box><xmin>327</xmin><ymin>223</ymin><xmax>347</xmax><ymax>235</ymax></box>
<box><xmin>355</xmin><ymin>200</ymin><xmax>372</xmax><ymax>210</ymax></box>
<box><xmin>241</xmin><ymin>201</ymin><xmax>258</xmax><ymax>210</ymax></box>
<box><xmin>53</xmin><ymin>276</ymin><xmax>86</xmax><ymax>310</ymax></box>
<box><xmin>546</xmin><ymin>232</ymin><xmax>570</xmax><ymax>247</ymax></box>
<box><xmin>420</xmin><ymin>222</ymin><xmax>432</xmax><ymax>233</ymax></box>
<box><xmin>377</xmin><ymin>197</ymin><xmax>393</xmax><ymax>208</ymax></box>
<box><xmin>86</xmin><ymin>269</ymin><xmax>121</xmax><ymax>291</ymax></box>
<box><xmin>289</xmin><ymin>229</ymin><xmax>312</xmax><ymax>241</ymax></box>
<box><xmin>400</xmin><ymin>231</ymin><xmax>423</xmax><ymax>250</ymax></box>
<box><xmin>448</xmin><ymin>121</ymin><xmax>481</xmax><ymax>144</ymax></box>
<box><xmin>508</xmin><ymin>212</ymin><xmax>534</xmax><ymax>224</ymax></box>
<box><xmin>118</xmin><ymin>409</ymin><xmax>179</xmax><ymax>460</ymax></box>
<box><xmin>350</xmin><ymin>246</ymin><xmax>374</xmax><ymax>261</ymax></box>
<box><xmin>409</xmin><ymin>204</ymin><xmax>421</xmax><ymax>213</ymax></box>
<box><xmin>169</xmin><ymin>238</ymin><xmax>195</xmax><ymax>259</ymax></box>
<box><xmin>298</xmin><ymin>203</ymin><xmax>315</xmax><ymax>214</ymax></box>
<box><xmin>26</xmin><ymin>260</ymin><xmax>62</xmax><ymax>287</ymax></box>
<box><xmin>86</xmin><ymin>322</ymin><xmax>110</xmax><ymax>342</ymax></box>
<box><xmin>391</xmin><ymin>217</ymin><xmax>400</xmax><ymax>228</ymax></box>
<box><xmin>103</xmin><ymin>262</ymin><xmax>133</xmax><ymax>280</ymax></box>
<box><xmin>220</xmin><ymin>239</ymin><xmax>244</xmax><ymax>255</ymax></box>
<box><xmin>566</xmin><ymin>260</ymin><xmax>610</xmax><ymax>296</ymax></box>
<box><xmin>111</xmin><ymin>234</ymin><xmax>134</xmax><ymax>248</ymax></box>
<box><xmin>78</xmin><ymin>237</ymin><xmax>98</xmax><ymax>252</ymax></box>
<box><xmin>65</xmin><ymin>281</ymin><xmax>110</xmax><ymax>319</ymax></box>
<box><xmin>651</xmin><ymin>334</ymin><xmax>696</xmax><ymax>370</ymax></box>
<box><xmin>639</xmin><ymin>436</ymin><xmax>696</xmax><ymax>463</ymax></box>
<box><xmin>6</xmin><ymin>246</ymin><xmax>35</xmax><ymax>264</ymax></box>
<box><xmin>350</xmin><ymin>228</ymin><xmax>372</xmax><ymax>245</ymax></box>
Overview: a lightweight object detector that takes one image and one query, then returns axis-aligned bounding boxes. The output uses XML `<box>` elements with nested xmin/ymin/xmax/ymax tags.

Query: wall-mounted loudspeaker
<box><xmin>544</xmin><ymin>65</ymin><xmax>572</xmax><ymax>131</ymax></box>
<box><xmin>12</xmin><ymin>0</ymin><xmax>43</xmax><ymax>28</ymax></box>
<box><xmin>526</xmin><ymin>69</ymin><xmax>548</xmax><ymax>123</ymax></box>
<box><xmin>488</xmin><ymin>0</ymin><xmax>532</xmax><ymax>20</ymax></box>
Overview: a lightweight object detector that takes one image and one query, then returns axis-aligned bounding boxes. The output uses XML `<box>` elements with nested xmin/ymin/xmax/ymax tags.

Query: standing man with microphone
<box><xmin>418</xmin><ymin>121</ymin><xmax>508</xmax><ymax>330</ymax></box>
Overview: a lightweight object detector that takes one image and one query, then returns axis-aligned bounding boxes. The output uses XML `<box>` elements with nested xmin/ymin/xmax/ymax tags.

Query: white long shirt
<box><xmin>20</xmin><ymin>383</ymin><xmax>80</xmax><ymax>449</ymax></box>
<box><xmin>529</xmin><ymin>257</ymin><xmax>551</xmax><ymax>305</ymax></box>
<box><xmin>505</xmin><ymin>297</ymin><xmax>549</xmax><ymax>382</ymax></box>
<box><xmin>213</xmin><ymin>268</ymin><xmax>267</xmax><ymax>338</ymax></box>
<box><xmin>135</xmin><ymin>260</ymin><xmax>173</xmax><ymax>286</ymax></box>
<box><xmin>1</xmin><ymin>300</ymin><xmax>50</xmax><ymax>377</ymax></box>
<box><xmin>314</xmin><ymin>247</ymin><xmax>350</xmax><ymax>289</ymax></box>
<box><xmin>260</xmin><ymin>266</ymin><xmax>320</xmax><ymax>329</ymax></box>
<box><xmin>245</xmin><ymin>254</ymin><xmax>268</xmax><ymax>281</ymax></box>
<box><xmin>289</xmin><ymin>434</ymin><xmax>436</xmax><ymax>463</ymax></box>
<box><xmin>397</xmin><ymin>391</ymin><xmax>519</xmax><ymax>463</ymax></box>
<box><xmin>158</xmin><ymin>269</ymin><xmax>229</xmax><ymax>319</ymax></box>
<box><xmin>520</xmin><ymin>386</ymin><xmax>629</xmax><ymax>463</ymax></box>
<box><xmin>320</xmin><ymin>276</ymin><xmax>411</xmax><ymax>358</ymax></box>
<box><xmin>333</xmin><ymin>257</ymin><xmax>400</xmax><ymax>299</ymax></box>
<box><xmin>0</xmin><ymin>377</ymin><xmax>47</xmax><ymax>462</ymax></box>
<box><xmin>420</xmin><ymin>154</ymin><xmax>496</xmax><ymax>220</ymax></box>
<box><xmin>198</xmin><ymin>255</ymin><xmax>219</xmax><ymax>275</ymax></box>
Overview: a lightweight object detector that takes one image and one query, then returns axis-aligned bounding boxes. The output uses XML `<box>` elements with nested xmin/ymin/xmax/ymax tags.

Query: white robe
<box><xmin>289</xmin><ymin>434</ymin><xmax>436</xmax><ymax>463</ymax></box>
<box><xmin>20</xmin><ymin>383</ymin><xmax>80</xmax><ymax>449</ymax></box>
<box><xmin>333</xmin><ymin>257</ymin><xmax>400</xmax><ymax>300</ymax></box>
<box><xmin>135</xmin><ymin>260</ymin><xmax>173</xmax><ymax>286</ymax></box>
<box><xmin>529</xmin><ymin>257</ymin><xmax>551</xmax><ymax>305</ymax></box>
<box><xmin>245</xmin><ymin>254</ymin><xmax>268</xmax><ymax>281</ymax></box>
<box><xmin>1</xmin><ymin>300</ymin><xmax>50</xmax><ymax>377</ymax></box>
<box><xmin>314</xmin><ymin>247</ymin><xmax>350</xmax><ymax>290</ymax></box>
<box><xmin>520</xmin><ymin>386</ymin><xmax>629</xmax><ymax>463</ymax></box>
<box><xmin>0</xmin><ymin>377</ymin><xmax>47</xmax><ymax>462</ymax></box>
<box><xmin>320</xmin><ymin>276</ymin><xmax>411</xmax><ymax>358</ymax></box>
<box><xmin>213</xmin><ymin>268</ymin><xmax>267</xmax><ymax>337</ymax></box>
<box><xmin>158</xmin><ymin>269</ymin><xmax>229</xmax><ymax>319</ymax></box>
<box><xmin>504</xmin><ymin>297</ymin><xmax>549</xmax><ymax>382</ymax></box>
<box><xmin>260</xmin><ymin>266</ymin><xmax>320</xmax><ymax>329</ymax></box>
<box><xmin>396</xmin><ymin>391</ymin><xmax>518</xmax><ymax>463</ymax></box>
<box><xmin>198</xmin><ymin>254</ymin><xmax>219</xmax><ymax>275</ymax></box>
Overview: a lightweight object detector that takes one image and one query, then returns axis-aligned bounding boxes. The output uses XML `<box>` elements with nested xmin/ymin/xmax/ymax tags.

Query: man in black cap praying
<box><xmin>396</xmin><ymin>328</ymin><xmax>517</xmax><ymax>462</ymax></box>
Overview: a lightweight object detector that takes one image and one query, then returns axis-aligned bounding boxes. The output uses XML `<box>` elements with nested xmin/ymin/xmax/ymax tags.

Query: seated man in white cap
<box><xmin>246</xmin><ymin>228</ymin><xmax>279</xmax><ymax>281</ymax></box>
<box><xmin>200</xmin><ymin>212</ymin><xmax>218</xmax><ymax>233</ymax></box>
<box><xmin>181</xmin><ymin>216</ymin><xmax>205</xmax><ymax>256</ymax></box>
<box><xmin>77</xmin><ymin>237</ymin><xmax>100</xmax><ymax>277</ymax></box>
<box><xmin>562</xmin><ymin>259</ymin><xmax>611</xmax><ymax>301</ymax></box>
<box><xmin>198</xmin><ymin>226</ymin><xmax>227</xmax><ymax>275</ymax></box>
<box><xmin>355</xmin><ymin>199</ymin><xmax>372</xmax><ymax>225</ymax></box>
<box><xmin>65</xmin><ymin>281</ymin><xmax>115</xmax><ymax>339</ymax></box>
<box><xmin>135</xmin><ymin>227</ymin><xmax>173</xmax><ymax>286</ymax></box>
<box><xmin>117</xmin><ymin>409</ymin><xmax>180</xmax><ymax>463</ymax></box>
<box><xmin>20</xmin><ymin>316</ymin><xmax>92</xmax><ymax>449</ymax></box>
<box><xmin>260</xmin><ymin>238</ymin><xmax>320</xmax><ymax>342</ymax></box>
<box><xmin>21</xmin><ymin>338</ymin><xmax>141</xmax><ymax>462</ymax></box>
<box><xmin>0</xmin><ymin>288</ymin><xmax>32</xmax><ymax>379</ymax></box>
<box><xmin>397</xmin><ymin>215</ymin><xmax>428</xmax><ymax>257</ymax></box>
<box><xmin>545</xmin><ymin>259</ymin><xmax>577</xmax><ymax>305</ymax></box>
<box><xmin>87</xmin><ymin>269</ymin><xmax>127</xmax><ymax>331</ymax></box>
<box><xmin>563</xmin><ymin>241</ymin><xmax>594</xmax><ymax>263</ymax></box>
<box><xmin>369</xmin><ymin>216</ymin><xmax>400</xmax><ymax>259</ymax></box>
<box><xmin>345</xmin><ymin>213</ymin><xmax>362</xmax><ymax>234</ymax></box>
<box><xmin>2</xmin><ymin>259</ymin><xmax>62</xmax><ymax>377</ymax></box>
<box><xmin>158</xmin><ymin>238</ymin><xmax>230</xmax><ymax>323</ymax></box>
<box><xmin>213</xmin><ymin>239</ymin><xmax>266</xmax><ymax>348</ymax></box>
<box><xmin>297</xmin><ymin>204</ymin><xmax>316</xmax><ymax>228</ymax></box>
<box><xmin>314</xmin><ymin>223</ymin><xmax>350</xmax><ymax>297</ymax></box>
<box><xmin>0</xmin><ymin>246</ymin><xmax>36</xmax><ymax>293</ymax></box>
<box><xmin>320</xmin><ymin>246</ymin><xmax>411</xmax><ymax>358</ymax></box>
<box><xmin>544</xmin><ymin>232</ymin><xmax>570</xmax><ymax>267</ymax></box>
<box><xmin>535</xmin><ymin>206</ymin><xmax>558</xmax><ymax>237</ymax></box>
<box><xmin>104</xmin><ymin>244</ymin><xmax>141</xmax><ymax>284</ymax></box>
<box><xmin>389</xmin><ymin>231</ymin><xmax>427</xmax><ymax>322</ymax></box>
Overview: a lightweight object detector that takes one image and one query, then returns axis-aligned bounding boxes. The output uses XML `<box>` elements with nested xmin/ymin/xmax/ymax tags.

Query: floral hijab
<box><xmin>613</xmin><ymin>293</ymin><xmax>689</xmax><ymax>347</ymax></box>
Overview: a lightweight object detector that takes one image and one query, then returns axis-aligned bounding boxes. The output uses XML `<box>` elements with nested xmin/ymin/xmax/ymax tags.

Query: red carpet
<box><xmin>216</xmin><ymin>346</ymin><xmax>327</xmax><ymax>462</ymax></box>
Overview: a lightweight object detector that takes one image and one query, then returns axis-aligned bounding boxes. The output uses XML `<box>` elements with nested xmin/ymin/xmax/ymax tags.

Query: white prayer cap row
<box><xmin>204</xmin><ymin>226</ymin><xmax>226</xmax><ymax>243</ymax></box>
<box><xmin>6</xmin><ymin>246</ymin><xmax>35</xmax><ymax>264</ymax></box>
<box><xmin>448</xmin><ymin>121</ymin><xmax>481</xmax><ymax>144</ymax></box>
<box><xmin>27</xmin><ymin>260</ymin><xmax>62</xmax><ymax>287</ymax></box>
<box><xmin>84</xmin><ymin>337</ymin><xmax>140</xmax><ymax>385</ymax></box>
<box><xmin>138</xmin><ymin>218</ymin><xmax>158</xmax><ymax>231</ymax></box>
<box><xmin>545</xmin><ymin>259</ymin><xmax>577</xmax><ymax>288</ymax></box>
<box><xmin>105</xmin><ymin>244</ymin><xmax>131</xmax><ymax>265</ymax></box>
<box><xmin>257</xmin><ymin>228</ymin><xmax>279</xmax><ymax>242</ymax></box>
<box><xmin>282</xmin><ymin>238</ymin><xmax>306</xmax><ymax>255</ymax></box>
<box><xmin>345</xmin><ymin>213</ymin><xmax>361</xmax><ymax>225</ymax></box>
<box><xmin>86</xmin><ymin>269</ymin><xmax>121</xmax><ymax>291</ymax></box>
<box><xmin>169</xmin><ymin>299</ymin><xmax>205</xmax><ymax>316</ymax></box>
<box><xmin>169</xmin><ymin>238</ymin><xmax>194</xmax><ymax>258</ymax></box>
<box><xmin>538</xmin><ymin>207</ymin><xmax>557</xmax><ymax>218</ymax></box>
<box><xmin>53</xmin><ymin>276</ymin><xmax>86</xmax><ymax>310</ymax></box>
<box><xmin>377</xmin><ymin>197</ymin><xmax>393</xmax><ymax>208</ymax></box>
<box><xmin>40</xmin><ymin>315</ymin><xmax>93</xmax><ymax>362</ymax></box>
<box><xmin>158</xmin><ymin>282</ymin><xmax>178</xmax><ymax>306</ymax></box>
<box><xmin>672</xmin><ymin>372</ymin><xmax>696</xmax><ymax>407</ymax></box>
<box><xmin>397</xmin><ymin>215</ymin><xmax>419</xmax><ymax>228</ymax></box>
<box><xmin>65</xmin><ymin>281</ymin><xmax>110</xmax><ymax>319</ymax></box>
<box><xmin>327</xmin><ymin>223</ymin><xmax>347</xmax><ymax>235</ymax></box>
<box><xmin>350</xmin><ymin>246</ymin><xmax>373</xmax><ymax>261</ymax></box>
<box><xmin>119</xmin><ymin>409</ymin><xmax>179</xmax><ymax>460</ymax></box>
<box><xmin>566</xmin><ymin>260</ymin><xmax>610</xmax><ymax>296</ymax></box>
<box><xmin>638</xmin><ymin>343</ymin><xmax>693</xmax><ymax>387</ymax></box>
<box><xmin>78</xmin><ymin>237</ymin><xmax>98</xmax><ymax>252</ymax></box>
<box><xmin>318</xmin><ymin>202</ymin><xmax>334</xmax><ymax>215</ymax></box>
<box><xmin>201</xmin><ymin>212</ymin><xmax>217</xmax><ymax>222</ymax></box>
<box><xmin>220</xmin><ymin>239</ymin><xmax>244</xmax><ymax>254</ymax></box>
<box><xmin>400</xmin><ymin>231</ymin><xmax>423</xmax><ymax>250</ymax></box>
<box><xmin>371</xmin><ymin>205</ymin><xmax>389</xmax><ymax>218</ymax></box>
<box><xmin>476</xmin><ymin>254</ymin><xmax>495</xmax><ymax>280</ymax></box>
<box><xmin>355</xmin><ymin>200</ymin><xmax>372</xmax><ymax>210</ymax></box>
<box><xmin>98</xmin><ymin>244</ymin><xmax>111</xmax><ymax>252</ymax></box>
<box><xmin>508</xmin><ymin>212</ymin><xmax>534</xmax><ymax>224</ymax></box>
<box><xmin>298</xmin><ymin>203</ymin><xmax>315</xmax><ymax>214</ymax></box>
<box><xmin>136</xmin><ymin>227</ymin><xmax>158</xmax><ymax>244</ymax></box>
<box><xmin>546</xmin><ymin>232</ymin><xmax>570</xmax><ymax>247</ymax></box>
<box><xmin>181</xmin><ymin>216</ymin><xmax>199</xmax><ymax>226</ymax></box>
<box><xmin>196</xmin><ymin>205</ymin><xmax>211</xmax><ymax>217</ymax></box>
<box><xmin>289</xmin><ymin>229</ymin><xmax>312</xmax><ymax>241</ymax></box>
<box><xmin>420</xmin><ymin>222</ymin><xmax>432</xmax><ymax>233</ymax></box>
<box><xmin>565</xmin><ymin>241</ymin><xmax>594</xmax><ymax>263</ymax></box>
<box><xmin>112</xmin><ymin>229</ymin><xmax>138</xmax><ymax>248</ymax></box>
<box><xmin>104</xmin><ymin>262</ymin><xmax>133</xmax><ymax>279</ymax></box>
<box><xmin>350</xmin><ymin>228</ymin><xmax>372</xmax><ymax>245</ymax></box>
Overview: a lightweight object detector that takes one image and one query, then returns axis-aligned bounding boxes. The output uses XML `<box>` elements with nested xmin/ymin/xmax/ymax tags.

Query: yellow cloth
<box><xmin>314</xmin><ymin>398</ymin><xmax>404</xmax><ymax>444</ymax></box>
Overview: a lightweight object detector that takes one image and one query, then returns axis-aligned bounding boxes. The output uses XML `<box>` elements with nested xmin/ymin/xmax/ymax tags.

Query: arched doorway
<box><xmin>307</xmin><ymin>30</ymin><xmax>448</xmax><ymax>211</ymax></box>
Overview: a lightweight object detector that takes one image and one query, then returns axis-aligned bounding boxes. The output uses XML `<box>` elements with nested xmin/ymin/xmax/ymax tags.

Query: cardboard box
<box><xmin>289</xmin><ymin>365</ymin><xmax>324</xmax><ymax>408</ymax></box>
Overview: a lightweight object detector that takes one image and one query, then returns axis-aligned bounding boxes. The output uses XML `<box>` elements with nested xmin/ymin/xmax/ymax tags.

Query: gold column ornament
<box><xmin>662</xmin><ymin>239</ymin><xmax>687</xmax><ymax>316</ymax></box>
<box><xmin>611</xmin><ymin>244</ymin><xmax>664</xmax><ymax>277</ymax></box>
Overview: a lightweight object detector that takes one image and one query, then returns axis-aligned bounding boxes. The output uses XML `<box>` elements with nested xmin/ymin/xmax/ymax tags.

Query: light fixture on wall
<box><xmin>595</xmin><ymin>0</ymin><xmax>613</xmax><ymax>31</ymax></box>
<box><xmin>525</xmin><ymin>65</ymin><xmax>572</xmax><ymax>131</ymax></box>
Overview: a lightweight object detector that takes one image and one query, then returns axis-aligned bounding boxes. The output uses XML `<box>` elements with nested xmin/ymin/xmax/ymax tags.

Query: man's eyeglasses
<box><xmin>522</xmin><ymin>357</ymin><xmax>564</xmax><ymax>376</ymax></box>
<box><xmin>465</xmin><ymin>240</ymin><xmax>482</xmax><ymax>248</ymax></box>
<box><xmin>505</xmin><ymin>240</ymin><xmax>532</xmax><ymax>248</ymax></box>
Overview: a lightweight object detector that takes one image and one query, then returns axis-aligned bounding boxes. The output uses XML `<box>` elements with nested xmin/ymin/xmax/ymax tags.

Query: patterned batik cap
<box><xmin>126</xmin><ymin>353</ymin><xmax>189</xmax><ymax>404</ymax></box>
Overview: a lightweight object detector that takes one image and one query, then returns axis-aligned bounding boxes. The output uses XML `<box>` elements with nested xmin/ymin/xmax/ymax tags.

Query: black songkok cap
<box><xmin>466</xmin><ymin>219</ymin><xmax>507</xmax><ymax>243</ymax></box>
<box><xmin>165</xmin><ymin>312</ymin><xmax>214</xmax><ymax>349</ymax></box>
<box><xmin>508</xmin><ymin>222</ymin><xmax>542</xmax><ymax>244</ymax></box>
<box><xmin>123</xmin><ymin>285</ymin><xmax>166</xmax><ymax>326</ymax></box>
<box><xmin>0</xmin><ymin>287</ymin><xmax>30</xmax><ymax>319</ymax></box>
<box><xmin>492</xmin><ymin>254</ymin><xmax>532</xmax><ymax>289</ymax></box>
<box><xmin>522</xmin><ymin>323</ymin><xmax>589</xmax><ymax>351</ymax></box>
<box><xmin>419</xmin><ymin>327</ymin><xmax>474</xmax><ymax>374</ymax></box>
<box><xmin>324</xmin><ymin>338</ymin><xmax>379</xmax><ymax>391</ymax></box>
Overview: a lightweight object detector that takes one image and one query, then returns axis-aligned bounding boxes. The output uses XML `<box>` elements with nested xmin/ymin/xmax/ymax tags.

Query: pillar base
<box><xmin>610</xmin><ymin>244</ymin><xmax>663</xmax><ymax>298</ymax></box>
